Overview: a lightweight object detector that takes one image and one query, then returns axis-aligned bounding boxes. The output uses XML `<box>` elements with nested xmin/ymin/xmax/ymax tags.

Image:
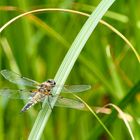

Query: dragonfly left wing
<box><xmin>0</xmin><ymin>69</ymin><xmax>40</xmax><ymax>87</ymax></box>
<box><xmin>0</xmin><ymin>89</ymin><xmax>85</xmax><ymax>110</ymax></box>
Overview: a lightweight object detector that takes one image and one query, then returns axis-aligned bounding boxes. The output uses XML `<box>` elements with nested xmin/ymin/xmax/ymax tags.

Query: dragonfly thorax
<box><xmin>38</xmin><ymin>79</ymin><xmax>56</xmax><ymax>93</ymax></box>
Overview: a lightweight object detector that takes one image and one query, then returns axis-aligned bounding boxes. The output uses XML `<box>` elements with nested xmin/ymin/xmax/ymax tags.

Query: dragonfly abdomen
<box><xmin>21</xmin><ymin>100</ymin><xmax>37</xmax><ymax>112</ymax></box>
<box><xmin>21</xmin><ymin>92</ymin><xmax>46</xmax><ymax>112</ymax></box>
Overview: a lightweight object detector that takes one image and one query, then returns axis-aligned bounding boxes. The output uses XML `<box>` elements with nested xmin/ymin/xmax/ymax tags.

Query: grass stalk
<box><xmin>0</xmin><ymin>8</ymin><xmax>139</xmax><ymax>62</ymax></box>
<box><xmin>28</xmin><ymin>0</ymin><xmax>115</xmax><ymax>140</ymax></box>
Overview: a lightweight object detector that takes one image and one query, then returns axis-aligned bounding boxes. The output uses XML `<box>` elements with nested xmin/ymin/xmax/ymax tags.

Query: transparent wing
<box><xmin>55</xmin><ymin>97</ymin><xmax>85</xmax><ymax>110</ymax></box>
<box><xmin>0</xmin><ymin>69</ymin><xmax>40</xmax><ymax>87</ymax></box>
<box><xmin>41</xmin><ymin>96</ymin><xmax>85</xmax><ymax>110</ymax></box>
<box><xmin>0</xmin><ymin>89</ymin><xmax>33</xmax><ymax>99</ymax></box>
<box><xmin>53</xmin><ymin>85</ymin><xmax>91</xmax><ymax>93</ymax></box>
<box><xmin>0</xmin><ymin>89</ymin><xmax>85</xmax><ymax>110</ymax></box>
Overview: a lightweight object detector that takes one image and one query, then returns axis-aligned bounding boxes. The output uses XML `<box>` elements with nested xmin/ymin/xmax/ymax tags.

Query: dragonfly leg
<box><xmin>49</xmin><ymin>93</ymin><xmax>54</xmax><ymax>97</ymax></box>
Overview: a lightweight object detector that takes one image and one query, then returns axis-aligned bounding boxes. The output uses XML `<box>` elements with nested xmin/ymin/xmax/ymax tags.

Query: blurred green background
<box><xmin>0</xmin><ymin>0</ymin><xmax>140</xmax><ymax>140</ymax></box>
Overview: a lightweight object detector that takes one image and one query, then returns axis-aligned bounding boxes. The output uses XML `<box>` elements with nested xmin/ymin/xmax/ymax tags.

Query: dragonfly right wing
<box><xmin>0</xmin><ymin>69</ymin><xmax>40</xmax><ymax>87</ymax></box>
<box><xmin>41</xmin><ymin>95</ymin><xmax>85</xmax><ymax>110</ymax></box>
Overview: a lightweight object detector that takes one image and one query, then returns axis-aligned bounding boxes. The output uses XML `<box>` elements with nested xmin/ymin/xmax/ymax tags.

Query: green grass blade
<box><xmin>73</xmin><ymin>94</ymin><xmax>115</xmax><ymax>140</ymax></box>
<box><xmin>88</xmin><ymin>80</ymin><xmax>140</xmax><ymax>139</ymax></box>
<box><xmin>28</xmin><ymin>0</ymin><xmax>115</xmax><ymax>140</ymax></box>
<box><xmin>74</xmin><ymin>3</ymin><xmax>129</xmax><ymax>23</ymax></box>
<box><xmin>106</xmin><ymin>45</ymin><xmax>124</xmax><ymax>98</ymax></box>
<box><xmin>0</xmin><ymin>7</ymin><xmax>139</xmax><ymax>63</ymax></box>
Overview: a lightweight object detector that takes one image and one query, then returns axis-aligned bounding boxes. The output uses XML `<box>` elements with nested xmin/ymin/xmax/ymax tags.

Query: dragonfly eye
<box><xmin>47</xmin><ymin>79</ymin><xmax>56</xmax><ymax>86</ymax></box>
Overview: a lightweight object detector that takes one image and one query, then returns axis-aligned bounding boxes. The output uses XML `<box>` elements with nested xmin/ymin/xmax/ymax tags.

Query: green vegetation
<box><xmin>0</xmin><ymin>0</ymin><xmax>140</xmax><ymax>140</ymax></box>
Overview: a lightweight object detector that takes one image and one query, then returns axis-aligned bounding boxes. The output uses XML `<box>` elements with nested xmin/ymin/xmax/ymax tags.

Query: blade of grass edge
<box><xmin>28</xmin><ymin>0</ymin><xmax>115</xmax><ymax>140</ymax></box>
<box><xmin>73</xmin><ymin>94</ymin><xmax>115</xmax><ymax>140</ymax></box>
<box><xmin>105</xmin><ymin>103</ymin><xmax>134</xmax><ymax>140</ymax></box>
<box><xmin>88</xmin><ymin>80</ymin><xmax>140</xmax><ymax>139</ymax></box>
<box><xmin>0</xmin><ymin>8</ymin><xmax>139</xmax><ymax>63</ymax></box>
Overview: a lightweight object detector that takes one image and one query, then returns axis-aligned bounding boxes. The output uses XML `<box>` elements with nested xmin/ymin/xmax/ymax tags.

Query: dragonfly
<box><xmin>0</xmin><ymin>69</ymin><xmax>91</xmax><ymax>112</ymax></box>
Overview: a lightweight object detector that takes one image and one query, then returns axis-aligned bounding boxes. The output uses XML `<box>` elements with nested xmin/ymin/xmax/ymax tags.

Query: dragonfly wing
<box><xmin>0</xmin><ymin>69</ymin><xmax>40</xmax><ymax>87</ymax></box>
<box><xmin>56</xmin><ymin>85</ymin><xmax>91</xmax><ymax>93</ymax></box>
<box><xmin>0</xmin><ymin>89</ymin><xmax>32</xmax><ymax>99</ymax></box>
<box><xmin>40</xmin><ymin>96</ymin><xmax>85</xmax><ymax>110</ymax></box>
<box><xmin>55</xmin><ymin>97</ymin><xmax>85</xmax><ymax>110</ymax></box>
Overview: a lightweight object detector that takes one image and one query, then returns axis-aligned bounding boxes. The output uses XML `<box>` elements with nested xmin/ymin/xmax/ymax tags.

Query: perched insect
<box><xmin>0</xmin><ymin>70</ymin><xmax>91</xmax><ymax>112</ymax></box>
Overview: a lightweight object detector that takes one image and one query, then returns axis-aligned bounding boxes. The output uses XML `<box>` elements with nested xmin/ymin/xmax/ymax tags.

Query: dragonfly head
<box><xmin>46</xmin><ymin>79</ymin><xmax>56</xmax><ymax>87</ymax></box>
